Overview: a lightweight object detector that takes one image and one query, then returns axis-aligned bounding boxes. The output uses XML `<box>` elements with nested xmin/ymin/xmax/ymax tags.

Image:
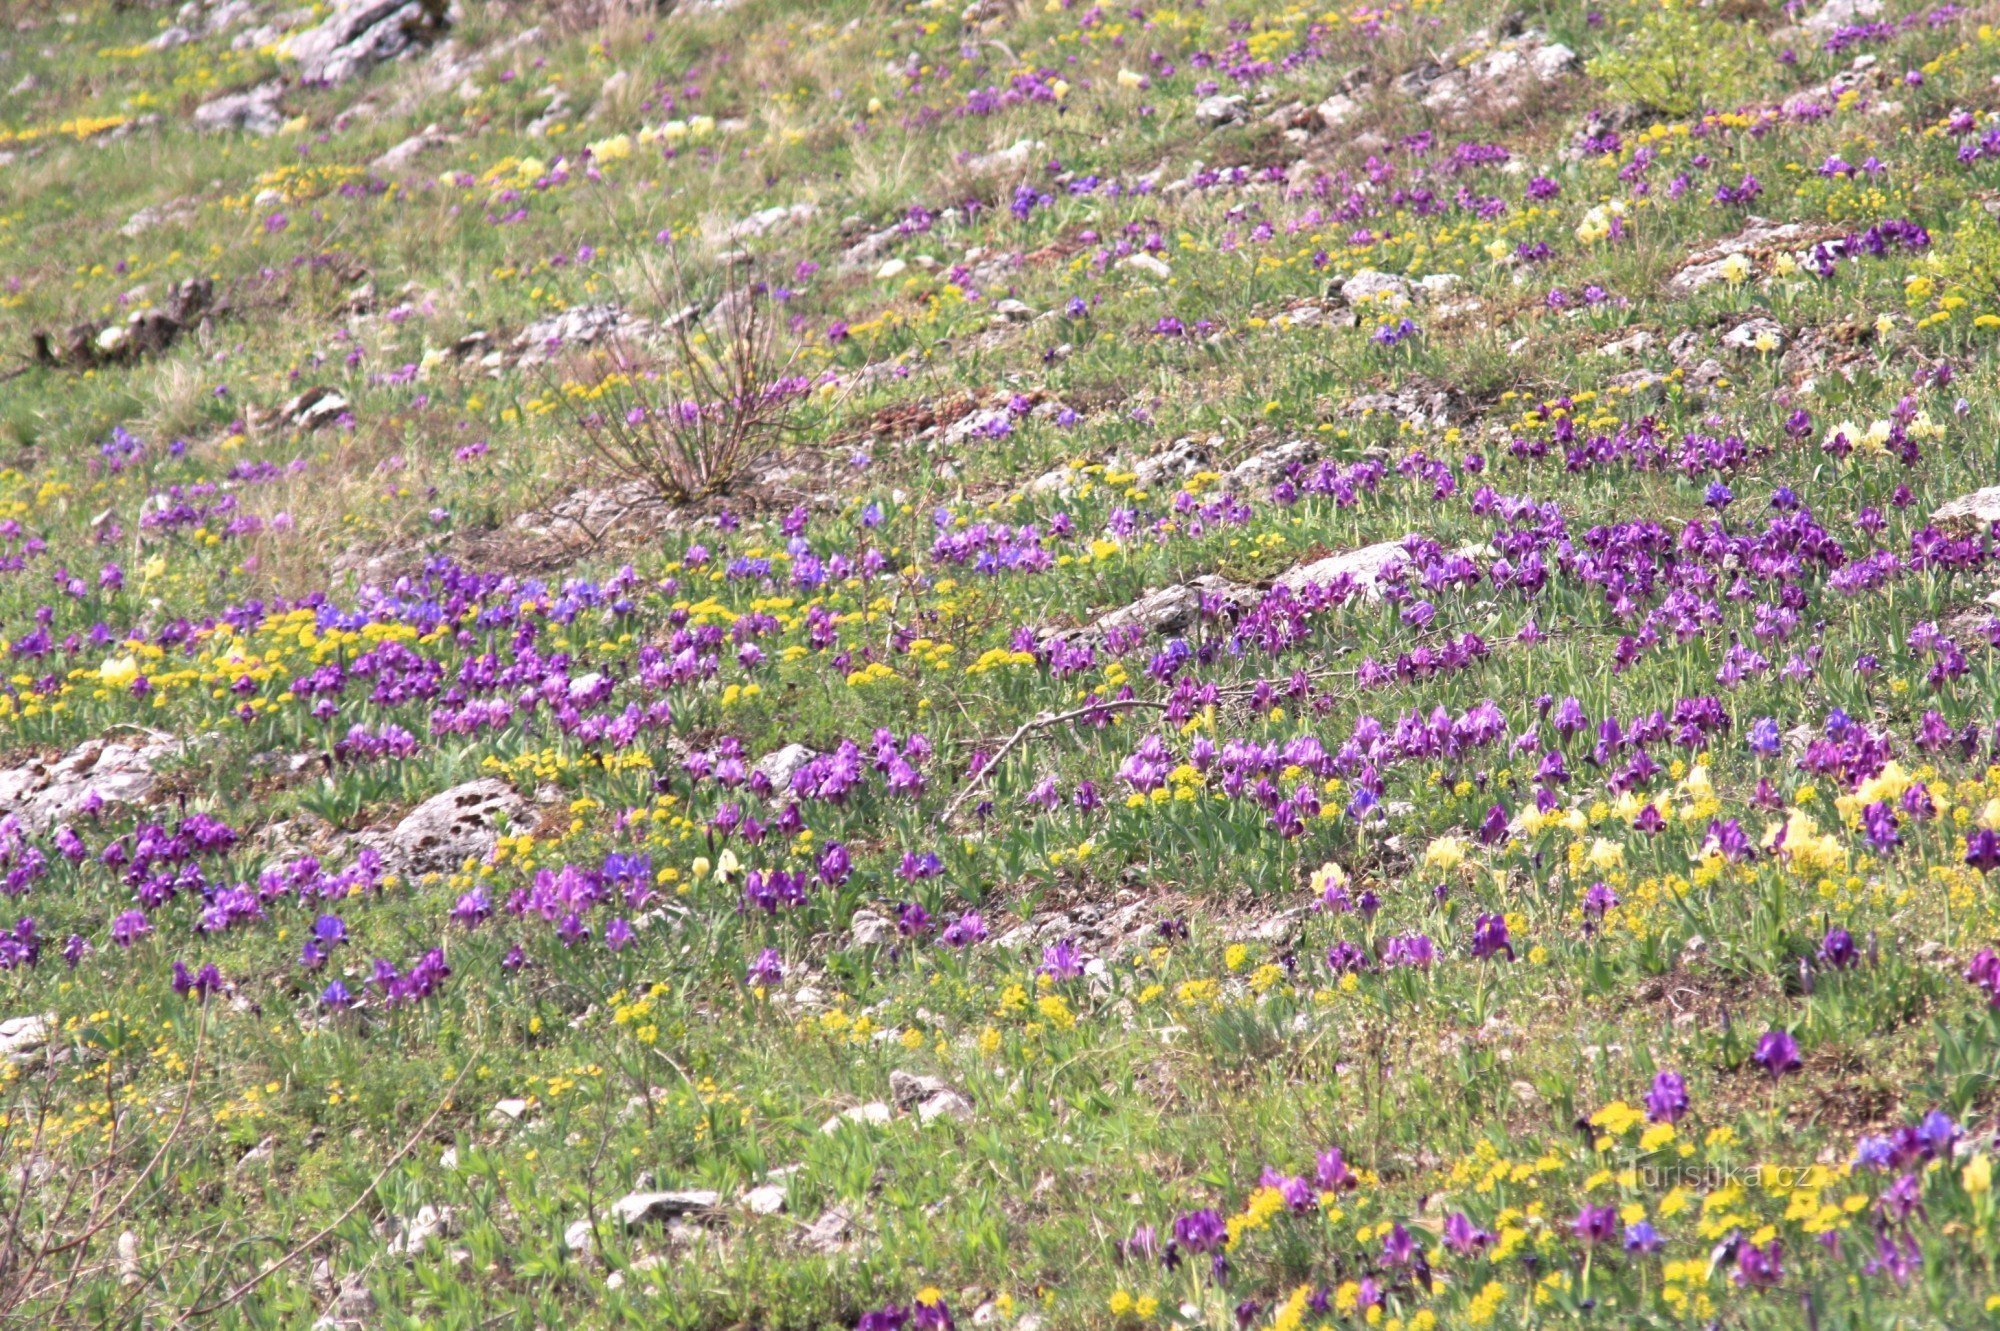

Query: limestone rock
<box><xmin>744</xmin><ymin>1183</ymin><xmax>788</xmax><ymax>1215</ymax></box>
<box><xmin>965</xmin><ymin>137</ymin><xmax>1044</xmax><ymax>174</ymax></box>
<box><xmin>286</xmin><ymin>0</ymin><xmax>449</xmax><ymax>87</ymax></box>
<box><xmin>1274</xmin><ymin>538</ymin><xmax>1417</xmax><ymax>601</ymax></box>
<box><xmin>1721</xmin><ymin>317</ymin><xmax>1786</xmax><ymax>354</ymax></box>
<box><xmin>1932</xmin><ymin>487</ymin><xmax>2000</xmax><ymax>535</ymax></box>
<box><xmin>0</xmin><ymin>1015</ymin><xmax>50</xmax><ymax>1066</ymax></box>
<box><xmin>889</xmin><ymin>1070</ymin><xmax>951</xmax><ymax>1110</ymax></box>
<box><xmin>390</xmin><ymin>779</ymin><xmax>529</xmax><ymax>875</ymax></box>
<box><xmin>1316</xmin><ymin>93</ymin><xmax>1360</xmax><ymax>129</ymax></box>
<box><xmin>370</xmin><ymin>123</ymin><xmax>455</xmax><ymax>174</ymax></box>
<box><xmin>796</xmin><ymin>1204</ymin><xmax>854</xmax><ymax>1253</ymax></box>
<box><xmin>726</xmin><ymin>202</ymin><xmax>816</xmax><ymax>243</ymax></box>
<box><xmin>916</xmin><ymin>1090</ymin><xmax>974</xmax><ymax>1124</ymax></box>
<box><xmin>820</xmin><ymin>1101</ymin><xmax>893</xmax><ymax>1134</ymax></box>
<box><xmin>1229</xmin><ymin>439</ymin><xmax>1318</xmax><ymax>488</ymax></box>
<box><xmin>848</xmin><ymin>910</ymin><xmax>894</xmax><ymax>948</ymax></box>
<box><xmin>0</xmin><ymin>732</ymin><xmax>179</xmax><ymax>833</ymax></box>
<box><xmin>1066</xmin><ymin>575</ymin><xmax>1255</xmax><ymax>646</ymax></box>
<box><xmin>1194</xmin><ymin>94</ymin><xmax>1247</xmax><ymax>127</ymax></box>
<box><xmin>751</xmin><ymin>744</ymin><xmax>817</xmax><ymax>789</ymax></box>
<box><xmin>388</xmin><ymin>1205</ymin><xmax>456</xmax><ymax>1256</ymax></box>
<box><xmin>1338</xmin><ymin>269</ymin><xmax>1412</xmax><ymax>309</ymax></box>
<box><xmin>512</xmin><ymin>303</ymin><xmax>649</xmax><ymax>365</ymax></box>
<box><xmin>194</xmin><ymin>84</ymin><xmax>285</xmax><ymax>136</ymax></box>
<box><xmin>1398</xmin><ymin>30</ymin><xmax>1575</xmax><ymax>119</ymax></box>
<box><xmin>611</xmin><ymin>1190</ymin><xmax>719</xmax><ymax>1230</ymax></box>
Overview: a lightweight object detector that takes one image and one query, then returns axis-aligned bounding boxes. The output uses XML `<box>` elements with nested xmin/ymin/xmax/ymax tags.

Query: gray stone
<box><xmin>820</xmin><ymin>1101</ymin><xmax>892</xmax><ymax>1134</ymax></box>
<box><xmin>1341</xmin><ymin>388</ymin><xmax>1456</xmax><ymax>427</ymax></box>
<box><xmin>888</xmin><ymin>1069</ymin><xmax>951</xmax><ymax>1110</ymax></box>
<box><xmin>1194</xmin><ymin>93</ymin><xmax>1248</xmax><ymax>127</ymax></box>
<box><xmin>0</xmin><ymin>1015</ymin><xmax>49</xmax><ymax>1066</ymax></box>
<box><xmin>1401</xmin><ymin>30</ymin><xmax>1575</xmax><ymax>118</ymax></box>
<box><xmin>1126</xmin><ymin>435</ymin><xmax>1213</xmax><ymax>488</ymax></box>
<box><xmin>286</xmin><ymin>0</ymin><xmax>448</xmax><ymax>86</ymax></box>
<box><xmin>942</xmin><ymin>407</ymin><xmax>1015</xmax><ymax>448</ymax></box>
<box><xmin>848</xmin><ymin>909</ymin><xmax>893</xmax><ymax>948</ymax></box>
<box><xmin>388</xmin><ymin>1204</ymin><xmax>455</xmax><ymax>1256</ymax></box>
<box><xmin>744</xmin><ymin>1183</ymin><xmax>788</xmax><ymax>1215</ymax></box>
<box><xmin>965</xmin><ymin>137</ymin><xmax>1043</xmax><ymax>174</ymax></box>
<box><xmin>1315</xmin><ymin>93</ymin><xmax>1360</xmax><ymax>129</ymax></box>
<box><xmin>916</xmin><ymin>1090</ymin><xmax>974</xmax><ymax>1124</ymax></box>
<box><xmin>0</xmin><ymin>732</ymin><xmax>179</xmax><ymax>833</ymax></box>
<box><xmin>1071</xmin><ymin>575</ymin><xmax>1255</xmax><ymax>645</ymax></box>
<box><xmin>194</xmin><ymin>85</ymin><xmax>285</xmax><ymax>137</ymax></box>
<box><xmin>1932</xmin><ymin>486</ymin><xmax>2000</xmax><ymax>535</ymax></box>
<box><xmin>235</xmin><ymin>1136</ymin><xmax>276</xmax><ymax>1172</ymax></box>
<box><xmin>1668</xmin><ymin>217</ymin><xmax>1825</xmax><ymax>294</ymax></box>
<box><xmin>1801</xmin><ymin>0</ymin><xmax>1882</xmax><ymax>33</ymax></box>
<box><xmin>390</xmin><ymin>779</ymin><xmax>529</xmax><ymax>875</ymax></box>
<box><xmin>751</xmin><ymin>744</ymin><xmax>817</xmax><ymax>789</ymax></box>
<box><xmin>120</xmin><ymin>198</ymin><xmax>200</xmax><ymax>238</ymax></box>
<box><xmin>611</xmin><ymin>1190</ymin><xmax>719</xmax><ymax>1229</ymax></box>
<box><xmin>513</xmin><ymin>480</ymin><xmax>679</xmax><ymax>543</ymax></box>
<box><xmin>796</xmin><ymin>1204</ymin><xmax>853</xmax><ymax>1253</ymax></box>
<box><xmin>512</xmin><ymin>303</ymin><xmax>648</xmax><ymax>365</ymax></box>
<box><xmin>725</xmin><ymin>202</ymin><xmax>815</xmax><ymax>242</ymax></box>
<box><xmin>1721</xmin><ymin>318</ymin><xmax>1786</xmax><ymax>354</ymax></box>
<box><xmin>1338</xmin><ymin>269</ymin><xmax>1411</xmax><ymax>309</ymax></box>
<box><xmin>312</xmin><ymin>1275</ymin><xmax>376</xmax><ymax>1331</ymax></box>
<box><xmin>370</xmin><ymin>123</ymin><xmax>455</xmax><ymax>174</ymax></box>
<box><xmin>1229</xmin><ymin>439</ymin><xmax>1317</xmax><ymax>488</ymax></box>
<box><xmin>1274</xmin><ymin>538</ymin><xmax>1416</xmax><ymax>601</ymax></box>
<box><xmin>1598</xmin><ymin>330</ymin><xmax>1656</xmax><ymax>358</ymax></box>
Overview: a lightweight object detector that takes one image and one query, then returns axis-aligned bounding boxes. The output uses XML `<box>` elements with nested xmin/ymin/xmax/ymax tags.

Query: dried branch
<box><xmin>172</xmin><ymin>1054</ymin><xmax>477</xmax><ymax>1322</ymax></box>
<box><xmin>939</xmin><ymin>697</ymin><xmax>1171</xmax><ymax>825</ymax></box>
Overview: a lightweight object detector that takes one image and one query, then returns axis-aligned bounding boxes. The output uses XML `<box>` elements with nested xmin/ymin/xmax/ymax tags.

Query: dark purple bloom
<box><xmin>1818</xmin><ymin>927</ymin><xmax>1858</xmax><ymax>969</ymax></box>
<box><xmin>746</xmin><ymin>947</ymin><xmax>783</xmax><ymax>987</ymax></box>
<box><xmin>1734</xmin><ymin>1237</ymin><xmax>1784</xmax><ymax>1288</ymax></box>
<box><xmin>1582</xmin><ymin>881</ymin><xmax>1618</xmax><ymax>925</ymax></box>
<box><xmin>1316</xmin><ymin>1147</ymin><xmax>1358</xmax><ymax>1192</ymax></box>
<box><xmin>1469</xmin><ymin>913</ymin><xmax>1514</xmax><ymax>961</ymax></box>
<box><xmin>1380</xmin><ymin>1222</ymin><xmax>1416</xmax><ymax>1266</ymax></box>
<box><xmin>1038</xmin><ymin>937</ymin><xmax>1087</xmax><ymax>979</ymax></box>
<box><xmin>1645</xmin><ymin>1071</ymin><xmax>1689</xmax><ymax>1123</ymax></box>
<box><xmin>1753</xmin><ymin>1029</ymin><xmax>1801</xmax><ymax>1078</ymax></box>
<box><xmin>940</xmin><ymin>910</ymin><xmax>987</xmax><ymax>948</ymax></box>
<box><xmin>1572</xmin><ymin>1204</ymin><xmax>1618</xmax><ymax>1244</ymax></box>
<box><xmin>1443</xmin><ymin>1211</ymin><xmax>1493</xmax><ymax>1254</ymax></box>
<box><xmin>1380</xmin><ymin>932</ymin><xmax>1435</xmax><ymax>968</ymax></box>
<box><xmin>1173</xmin><ymin>1208</ymin><xmax>1228</xmax><ymax>1254</ymax></box>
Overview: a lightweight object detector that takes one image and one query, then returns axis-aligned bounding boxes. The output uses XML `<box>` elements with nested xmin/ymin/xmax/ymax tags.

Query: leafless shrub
<box><xmin>538</xmin><ymin>246</ymin><xmax>825</xmax><ymax>503</ymax></box>
<box><xmin>0</xmin><ymin>1013</ymin><xmax>206</xmax><ymax>1321</ymax></box>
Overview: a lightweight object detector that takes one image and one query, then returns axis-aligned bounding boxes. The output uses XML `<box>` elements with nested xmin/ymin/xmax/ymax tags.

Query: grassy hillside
<box><xmin>6</xmin><ymin>0</ymin><xmax>2000</xmax><ymax>1325</ymax></box>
